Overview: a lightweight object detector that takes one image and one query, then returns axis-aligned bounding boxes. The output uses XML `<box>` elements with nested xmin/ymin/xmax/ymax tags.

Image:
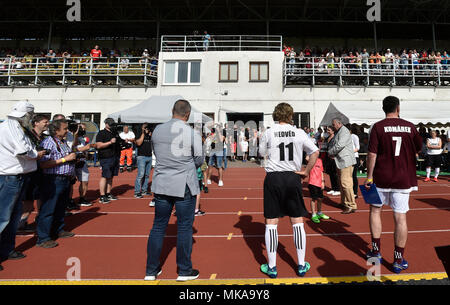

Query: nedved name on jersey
<box><xmin>384</xmin><ymin>126</ymin><xmax>412</xmax><ymax>133</ymax></box>
<box><xmin>274</xmin><ymin>130</ymin><xmax>296</xmax><ymax>137</ymax></box>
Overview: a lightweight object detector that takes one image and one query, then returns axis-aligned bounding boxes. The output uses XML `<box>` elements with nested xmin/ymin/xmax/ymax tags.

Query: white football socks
<box><xmin>265</xmin><ymin>224</ymin><xmax>278</xmax><ymax>268</ymax></box>
<box><xmin>293</xmin><ymin>223</ymin><xmax>306</xmax><ymax>266</ymax></box>
<box><xmin>435</xmin><ymin>168</ymin><xmax>440</xmax><ymax>178</ymax></box>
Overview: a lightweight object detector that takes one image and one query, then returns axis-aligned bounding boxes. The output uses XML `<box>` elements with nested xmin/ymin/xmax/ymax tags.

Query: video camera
<box><xmin>66</xmin><ymin>117</ymin><xmax>81</xmax><ymax>134</ymax></box>
<box><xmin>108</xmin><ymin>122</ymin><xmax>133</xmax><ymax>150</ymax></box>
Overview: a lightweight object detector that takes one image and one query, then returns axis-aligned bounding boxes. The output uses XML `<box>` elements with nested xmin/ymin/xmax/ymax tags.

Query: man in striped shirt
<box><xmin>36</xmin><ymin>119</ymin><xmax>77</xmax><ymax>249</ymax></box>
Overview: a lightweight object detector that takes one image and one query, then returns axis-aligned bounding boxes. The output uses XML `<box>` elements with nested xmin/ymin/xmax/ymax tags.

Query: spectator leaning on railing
<box><xmin>0</xmin><ymin>101</ymin><xmax>46</xmax><ymax>271</ymax></box>
<box><xmin>18</xmin><ymin>114</ymin><xmax>50</xmax><ymax>234</ymax></box>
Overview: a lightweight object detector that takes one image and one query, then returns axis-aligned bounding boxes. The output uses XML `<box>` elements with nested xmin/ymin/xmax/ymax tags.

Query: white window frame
<box><xmin>163</xmin><ymin>60</ymin><xmax>201</xmax><ymax>86</ymax></box>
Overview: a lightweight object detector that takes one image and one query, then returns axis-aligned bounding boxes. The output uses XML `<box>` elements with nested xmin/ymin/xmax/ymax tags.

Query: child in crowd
<box><xmin>195</xmin><ymin>162</ymin><xmax>207</xmax><ymax>216</ymax></box>
<box><xmin>307</xmin><ymin>155</ymin><xmax>330</xmax><ymax>223</ymax></box>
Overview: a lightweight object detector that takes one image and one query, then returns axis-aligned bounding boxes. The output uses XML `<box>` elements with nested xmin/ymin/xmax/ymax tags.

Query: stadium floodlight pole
<box><xmin>47</xmin><ymin>21</ymin><xmax>53</xmax><ymax>51</ymax></box>
<box><xmin>156</xmin><ymin>20</ymin><xmax>160</xmax><ymax>54</ymax></box>
<box><xmin>432</xmin><ymin>23</ymin><xmax>437</xmax><ymax>51</ymax></box>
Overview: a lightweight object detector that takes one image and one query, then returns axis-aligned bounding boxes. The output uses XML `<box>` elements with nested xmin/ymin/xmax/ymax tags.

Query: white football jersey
<box><xmin>259</xmin><ymin>124</ymin><xmax>318</xmax><ymax>173</ymax></box>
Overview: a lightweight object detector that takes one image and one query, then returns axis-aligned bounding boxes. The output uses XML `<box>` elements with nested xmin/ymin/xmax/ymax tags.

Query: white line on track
<box><xmin>64</xmin><ymin>206</ymin><xmax>450</xmax><ymax>216</ymax></box>
<box><xmin>110</xmin><ymin>193</ymin><xmax>450</xmax><ymax>200</ymax></box>
<box><xmin>15</xmin><ymin>229</ymin><xmax>450</xmax><ymax>239</ymax></box>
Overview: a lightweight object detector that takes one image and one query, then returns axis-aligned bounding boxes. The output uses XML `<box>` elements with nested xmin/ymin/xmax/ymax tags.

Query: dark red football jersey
<box><xmin>368</xmin><ymin>118</ymin><xmax>422</xmax><ymax>190</ymax></box>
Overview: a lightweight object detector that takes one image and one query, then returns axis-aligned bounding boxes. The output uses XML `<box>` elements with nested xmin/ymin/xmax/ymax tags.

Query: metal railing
<box><xmin>283</xmin><ymin>57</ymin><xmax>450</xmax><ymax>87</ymax></box>
<box><xmin>161</xmin><ymin>35</ymin><xmax>283</xmax><ymax>52</ymax></box>
<box><xmin>0</xmin><ymin>56</ymin><xmax>158</xmax><ymax>87</ymax></box>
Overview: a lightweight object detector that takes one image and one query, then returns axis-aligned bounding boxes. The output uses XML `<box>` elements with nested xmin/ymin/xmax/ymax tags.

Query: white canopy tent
<box><xmin>319</xmin><ymin>101</ymin><xmax>450</xmax><ymax>127</ymax></box>
<box><xmin>108</xmin><ymin>95</ymin><xmax>212</xmax><ymax>124</ymax></box>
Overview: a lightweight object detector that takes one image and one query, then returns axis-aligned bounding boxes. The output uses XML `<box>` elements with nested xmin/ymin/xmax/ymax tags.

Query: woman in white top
<box><xmin>425</xmin><ymin>130</ymin><xmax>443</xmax><ymax>182</ymax></box>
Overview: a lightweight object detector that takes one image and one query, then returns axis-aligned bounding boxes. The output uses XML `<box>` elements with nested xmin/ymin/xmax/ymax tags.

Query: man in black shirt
<box><xmin>95</xmin><ymin>118</ymin><xmax>121</xmax><ymax>204</ymax></box>
<box><xmin>134</xmin><ymin>123</ymin><xmax>153</xmax><ymax>198</ymax></box>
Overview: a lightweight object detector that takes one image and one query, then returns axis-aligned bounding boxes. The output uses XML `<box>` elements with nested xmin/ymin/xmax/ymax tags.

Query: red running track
<box><xmin>0</xmin><ymin>167</ymin><xmax>449</xmax><ymax>280</ymax></box>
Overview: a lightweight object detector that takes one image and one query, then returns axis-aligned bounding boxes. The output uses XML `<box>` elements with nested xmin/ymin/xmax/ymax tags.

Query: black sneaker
<box><xmin>127</xmin><ymin>167</ymin><xmax>133</xmax><ymax>172</ymax></box>
<box><xmin>106</xmin><ymin>194</ymin><xmax>118</xmax><ymax>201</ymax></box>
<box><xmin>17</xmin><ymin>223</ymin><xmax>36</xmax><ymax>234</ymax></box>
<box><xmin>204</xmin><ymin>187</ymin><xmax>209</xmax><ymax>194</ymax></box>
<box><xmin>79</xmin><ymin>198</ymin><xmax>93</xmax><ymax>207</ymax></box>
<box><xmin>58</xmin><ymin>231</ymin><xmax>75</xmax><ymax>238</ymax></box>
<box><xmin>119</xmin><ymin>167</ymin><xmax>124</xmax><ymax>173</ymax></box>
<box><xmin>7</xmin><ymin>250</ymin><xmax>26</xmax><ymax>260</ymax></box>
<box><xmin>134</xmin><ymin>193</ymin><xmax>143</xmax><ymax>198</ymax></box>
<box><xmin>195</xmin><ymin>210</ymin><xmax>206</xmax><ymax>216</ymax></box>
<box><xmin>0</xmin><ymin>264</ymin><xmax>3</xmax><ymax>271</ymax></box>
<box><xmin>67</xmin><ymin>201</ymin><xmax>80</xmax><ymax>211</ymax></box>
<box><xmin>144</xmin><ymin>267</ymin><xmax>162</xmax><ymax>281</ymax></box>
<box><xmin>176</xmin><ymin>269</ymin><xmax>200</xmax><ymax>281</ymax></box>
<box><xmin>36</xmin><ymin>240</ymin><xmax>58</xmax><ymax>249</ymax></box>
<box><xmin>142</xmin><ymin>191</ymin><xmax>151</xmax><ymax>196</ymax></box>
<box><xmin>99</xmin><ymin>196</ymin><xmax>111</xmax><ymax>204</ymax></box>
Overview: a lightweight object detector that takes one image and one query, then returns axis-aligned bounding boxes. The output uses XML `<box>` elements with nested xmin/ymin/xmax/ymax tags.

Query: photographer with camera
<box><xmin>36</xmin><ymin>119</ymin><xmax>77</xmax><ymax>249</ymax></box>
<box><xmin>95</xmin><ymin>118</ymin><xmax>121</xmax><ymax>204</ymax></box>
<box><xmin>119</xmin><ymin>125</ymin><xmax>135</xmax><ymax>173</ymax></box>
<box><xmin>18</xmin><ymin>114</ymin><xmax>50</xmax><ymax>234</ymax></box>
<box><xmin>52</xmin><ymin>114</ymin><xmax>80</xmax><ymax>211</ymax></box>
<box><xmin>134</xmin><ymin>123</ymin><xmax>153</xmax><ymax>198</ymax></box>
<box><xmin>74</xmin><ymin>123</ymin><xmax>95</xmax><ymax>207</ymax></box>
<box><xmin>0</xmin><ymin>102</ymin><xmax>47</xmax><ymax>270</ymax></box>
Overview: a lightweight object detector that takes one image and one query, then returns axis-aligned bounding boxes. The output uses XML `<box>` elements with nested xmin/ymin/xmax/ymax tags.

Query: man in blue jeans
<box><xmin>134</xmin><ymin>123</ymin><xmax>153</xmax><ymax>198</ymax></box>
<box><xmin>145</xmin><ymin>99</ymin><xmax>204</xmax><ymax>281</ymax></box>
<box><xmin>37</xmin><ymin>119</ymin><xmax>77</xmax><ymax>248</ymax></box>
<box><xmin>0</xmin><ymin>101</ymin><xmax>45</xmax><ymax>271</ymax></box>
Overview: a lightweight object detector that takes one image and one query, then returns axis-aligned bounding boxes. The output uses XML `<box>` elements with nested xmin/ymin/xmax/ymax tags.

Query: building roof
<box><xmin>2</xmin><ymin>0</ymin><xmax>450</xmax><ymax>39</ymax></box>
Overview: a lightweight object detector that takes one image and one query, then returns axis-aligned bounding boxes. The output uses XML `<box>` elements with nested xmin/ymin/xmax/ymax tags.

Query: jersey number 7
<box><xmin>278</xmin><ymin>142</ymin><xmax>294</xmax><ymax>161</ymax></box>
<box><xmin>392</xmin><ymin>136</ymin><xmax>402</xmax><ymax>157</ymax></box>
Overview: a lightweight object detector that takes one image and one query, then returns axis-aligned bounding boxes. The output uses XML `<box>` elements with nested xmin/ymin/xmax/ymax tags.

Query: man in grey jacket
<box><xmin>328</xmin><ymin>118</ymin><xmax>357</xmax><ymax>214</ymax></box>
<box><xmin>145</xmin><ymin>99</ymin><xmax>204</xmax><ymax>281</ymax></box>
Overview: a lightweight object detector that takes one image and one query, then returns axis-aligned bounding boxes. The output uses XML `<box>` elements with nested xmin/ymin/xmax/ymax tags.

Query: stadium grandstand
<box><xmin>1</xmin><ymin>0</ymin><xmax>450</xmax><ymax>127</ymax></box>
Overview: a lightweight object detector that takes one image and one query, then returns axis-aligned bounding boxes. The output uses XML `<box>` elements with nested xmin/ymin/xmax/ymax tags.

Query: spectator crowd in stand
<box><xmin>0</xmin><ymin>46</ymin><xmax>158</xmax><ymax>72</ymax></box>
<box><xmin>282</xmin><ymin>45</ymin><xmax>450</xmax><ymax>73</ymax></box>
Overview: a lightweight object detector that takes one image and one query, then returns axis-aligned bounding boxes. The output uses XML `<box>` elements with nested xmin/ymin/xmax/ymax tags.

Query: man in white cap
<box><xmin>140</xmin><ymin>49</ymin><xmax>150</xmax><ymax>67</ymax></box>
<box><xmin>0</xmin><ymin>101</ymin><xmax>46</xmax><ymax>271</ymax></box>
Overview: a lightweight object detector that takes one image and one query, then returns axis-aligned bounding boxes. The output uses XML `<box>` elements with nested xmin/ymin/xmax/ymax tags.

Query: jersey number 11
<box><xmin>278</xmin><ymin>142</ymin><xmax>294</xmax><ymax>161</ymax></box>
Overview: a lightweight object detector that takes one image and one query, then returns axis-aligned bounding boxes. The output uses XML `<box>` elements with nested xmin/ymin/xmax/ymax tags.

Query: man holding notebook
<box><xmin>364</xmin><ymin>96</ymin><xmax>422</xmax><ymax>274</ymax></box>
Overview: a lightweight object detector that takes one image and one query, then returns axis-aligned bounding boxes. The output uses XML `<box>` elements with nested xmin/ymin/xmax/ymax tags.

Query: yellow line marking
<box><xmin>227</xmin><ymin>233</ymin><xmax>233</xmax><ymax>240</ymax></box>
<box><xmin>0</xmin><ymin>272</ymin><xmax>446</xmax><ymax>285</ymax></box>
<box><xmin>238</xmin><ymin>211</ymin><xmax>242</xmax><ymax>216</ymax></box>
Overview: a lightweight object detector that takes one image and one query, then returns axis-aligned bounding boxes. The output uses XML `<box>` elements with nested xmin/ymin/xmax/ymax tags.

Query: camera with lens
<box><xmin>73</xmin><ymin>152</ymin><xmax>86</xmax><ymax>168</ymax></box>
<box><xmin>66</xmin><ymin>117</ymin><xmax>81</xmax><ymax>134</ymax></box>
<box><xmin>75</xmin><ymin>151</ymin><xmax>85</xmax><ymax>159</ymax></box>
<box><xmin>119</xmin><ymin>140</ymin><xmax>132</xmax><ymax>150</ymax></box>
<box><xmin>37</xmin><ymin>147</ymin><xmax>51</xmax><ymax>155</ymax></box>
